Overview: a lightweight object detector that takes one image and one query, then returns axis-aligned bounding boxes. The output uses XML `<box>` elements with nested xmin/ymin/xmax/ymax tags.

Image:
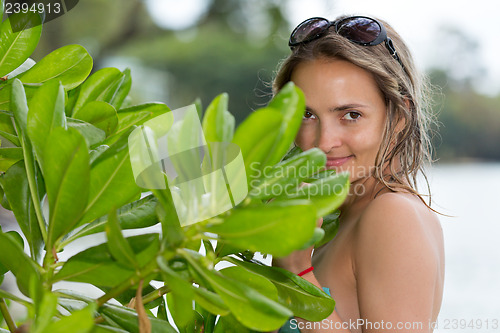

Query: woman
<box><xmin>271</xmin><ymin>15</ymin><xmax>444</xmax><ymax>333</ymax></box>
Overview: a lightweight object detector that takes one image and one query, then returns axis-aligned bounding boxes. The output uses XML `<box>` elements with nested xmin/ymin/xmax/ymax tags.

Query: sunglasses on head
<box><xmin>289</xmin><ymin>16</ymin><xmax>405</xmax><ymax>70</ymax></box>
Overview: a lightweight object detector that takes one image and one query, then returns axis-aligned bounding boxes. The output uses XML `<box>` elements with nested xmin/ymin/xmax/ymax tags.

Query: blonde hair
<box><xmin>273</xmin><ymin>16</ymin><xmax>436</xmax><ymax>207</ymax></box>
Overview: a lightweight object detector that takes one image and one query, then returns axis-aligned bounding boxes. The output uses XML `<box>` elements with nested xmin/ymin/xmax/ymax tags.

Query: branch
<box><xmin>0</xmin><ymin>298</ymin><xmax>17</xmax><ymax>332</ymax></box>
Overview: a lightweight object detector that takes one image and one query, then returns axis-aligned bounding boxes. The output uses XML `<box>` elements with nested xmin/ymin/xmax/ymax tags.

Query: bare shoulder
<box><xmin>352</xmin><ymin>191</ymin><xmax>444</xmax><ymax>270</ymax></box>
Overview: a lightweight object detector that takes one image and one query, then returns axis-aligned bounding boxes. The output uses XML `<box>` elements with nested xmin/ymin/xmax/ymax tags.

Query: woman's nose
<box><xmin>316</xmin><ymin>122</ymin><xmax>342</xmax><ymax>154</ymax></box>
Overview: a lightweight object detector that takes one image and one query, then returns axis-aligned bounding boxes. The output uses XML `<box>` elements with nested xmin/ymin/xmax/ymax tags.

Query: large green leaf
<box><xmin>73</xmin><ymin>101</ymin><xmax>118</xmax><ymax>137</ymax></box>
<box><xmin>226</xmin><ymin>257</ymin><xmax>335</xmax><ymax>321</ymax></box>
<box><xmin>219</xmin><ymin>265</ymin><xmax>278</xmax><ymax>301</ymax></box>
<box><xmin>99</xmin><ymin>302</ymin><xmax>177</xmax><ymax>333</ymax></box>
<box><xmin>102</xmin><ymin>68</ymin><xmax>131</xmax><ymax>110</ymax></box>
<box><xmin>182</xmin><ymin>249</ymin><xmax>292</xmax><ymax>331</ymax></box>
<box><xmin>18</xmin><ymin>45</ymin><xmax>93</xmax><ymax>90</ymax></box>
<box><xmin>79</xmin><ymin>130</ymin><xmax>141</xmax><ymax>226</ymax></box>
<box><xmin>54</xmin><ymin>234</ymin><xmax>159</xmax><ymax>287</ymax></box>
<box><xmin>158</xmin><ymin>257</ymin><xmax>195</xmax><ymax>328</ymax></box>
<box><xmin>203</xmin><ymin>200</ymin><xmax>317</xmax><ymax>256</ymax></box>
<box><xmin>66</xmin><ymin>195</ymin><xmax>158</xmax><ymax>241</ymax></box>
<box><xmin>71</xmin><ymin>68</ymin><xmax>123</xmax><ymax>116</ymax></box>
<box><xmin>0</xmin><ymin>80</ymin><xmax>36</xmax><ymax>112</ymax></box>
<box><xmin>27</xmin><ymin>80</ymin><xmax>66</xmax><ymax>169</ymax></box>
<box><xmin>0</xmin><ymin>231</ymin><xmax>41</xmax><ymax>296</ymax></box>
<box><xmin>0</xmin><ymin>147</ymin><xmax>22</xmax><ymax>172</ymax></box>
<box><xmin>106</xmin><ymin>208</ymin><xmax>139</xmax><ymax>268</ymax></box>
<box><xmin>10</xmin><ymin>79</ymin><xmax>29</xmax><ymax>136</ymax></box>
<box><xmin>0</xmin><ymin>161</ymin><xmax>44</xmax><ymax>260</ymax></box>
<box><xmin>0</xmin><ymin>12</ymin><xmax>42</xmax><ymax>77</ymax></box>
<box><xmin>107</xmin><ymin>103</ymin><xmax>170</xmax><ymax>144</ymax></box>
<box><xmin>232</xmin><ymin>107</ymin><xmax>283</xmax><ymax>182</ymax></box>
<box><xmin>265</xmin><ymin>82</ymin><xmax>306</xmax><ymax>166</ymax></box>
<box><xmin>248</xmin><ymin>148</ymin><xmax>326</xmax><ymax>199</ymax></box>
<box><xmin>44</xmin><ymin>127</ymin><xmax>90</xmax><ymax>248</ymax></box>
<box><xmin>42</xmin><ymin>305</ymin><xmax>96</xmax><ymax>333</ymax></box>
<box><xmin>192</xmin><ymin>286</ymin><xmax>229</xmax><ymax>316</ymax></box>
<box><xmin>276</xmin><ymin>172</ymin><xmax>350</xmax><ymax>217</ymax></box>
<box><xmin>67</xmin><ymin>117</ymin><xmax>106</xmax><ymax>146</ymax></box>
<box><xmin>202</xmin><ymin>93</ymin><xmax>234</xmax><ymax>143</ymax></box>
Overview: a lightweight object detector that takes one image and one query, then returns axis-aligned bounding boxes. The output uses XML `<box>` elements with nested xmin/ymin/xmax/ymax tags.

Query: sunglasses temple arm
<box><xmin>385</xmin><ymin>38</ymin><xmax>406</xmax><ymax>71</ymax></box>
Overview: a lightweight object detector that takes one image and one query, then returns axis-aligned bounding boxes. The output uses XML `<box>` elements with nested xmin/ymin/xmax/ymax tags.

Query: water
<box><xmin>428</xmin><ymin>163</ymin><xmax>500</xmax><ymax>332</ymax></box>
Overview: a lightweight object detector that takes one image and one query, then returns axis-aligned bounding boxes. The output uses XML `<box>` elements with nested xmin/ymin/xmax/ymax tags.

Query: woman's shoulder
<box><xmin>352</xmin><ymin>191</ymin><xmax>443</xmax><ymax>261</ymax></box>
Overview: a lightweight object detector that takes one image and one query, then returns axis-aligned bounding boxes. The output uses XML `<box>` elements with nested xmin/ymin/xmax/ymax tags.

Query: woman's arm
<box><xmin>352</xmin><ymin>193</ymin><xmax>442</xmax><ymax>333</ymax></box>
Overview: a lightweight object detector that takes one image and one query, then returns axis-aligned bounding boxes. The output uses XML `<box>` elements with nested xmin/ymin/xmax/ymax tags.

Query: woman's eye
<box><xmin>303</xmin><ymin>111</ymin><xmax>317</xmax><ymax>120</ymax></box>
<box><xmin>342</xmin><ymin>111</ymin><xmax>361</xmax><ymax>121</ymax></box>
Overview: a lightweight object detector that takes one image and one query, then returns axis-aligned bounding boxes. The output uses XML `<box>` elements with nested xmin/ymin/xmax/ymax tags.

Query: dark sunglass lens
<box><xmin>290</xmin><ymin>18</ymin><xmax>330</xmax><ymax>45</ymax></box>
<box><xmin>337</xmin><ymin>17</ymin><xmax>381</xmax><ymax>44</ymax></box>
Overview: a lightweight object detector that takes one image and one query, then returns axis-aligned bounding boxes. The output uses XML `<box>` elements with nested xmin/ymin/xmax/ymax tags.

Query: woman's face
<box><xmin>292</xmin><ymin>58</ymin><xmax>387</xmax><ymax>183</ymax></box>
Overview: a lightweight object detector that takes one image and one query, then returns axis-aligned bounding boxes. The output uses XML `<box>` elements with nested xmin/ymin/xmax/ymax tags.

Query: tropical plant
<box><xmin>0</xmin><ymin>7</ymin><xmax>349</xmax><ymax>333</ymax></box>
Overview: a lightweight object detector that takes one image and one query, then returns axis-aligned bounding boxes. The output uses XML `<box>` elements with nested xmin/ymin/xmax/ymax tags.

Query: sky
<box><xmin>145</xmin><ymin>0</ymin><xmax>500</xmax><ymax>96</ymax></box>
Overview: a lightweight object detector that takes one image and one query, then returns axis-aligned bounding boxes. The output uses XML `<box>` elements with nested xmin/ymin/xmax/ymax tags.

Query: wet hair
<box><xmin>273</xmin><ymin>15</ymin><xmax>436</xmax><ymax>207</ymax></box>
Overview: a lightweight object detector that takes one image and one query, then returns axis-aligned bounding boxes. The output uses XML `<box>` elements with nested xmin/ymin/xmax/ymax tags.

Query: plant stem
<box><xmin>0</xmin><ymin>297</ymin><xmax>17</xmax><ymax>332</ymax></box>
<box><xmin>141</xmin><ymin>285</ymin><xmax>170</xmax><ymax>305</ymax></box>
<box><xmin>20</xmin><ymin>136</ymin><xmax>47</xmax><ymax>243</ymax></box>
<box><xmin>96</xmin><ymin>260</ymin><xmax>158</xmax><ymax>307</ymax></box>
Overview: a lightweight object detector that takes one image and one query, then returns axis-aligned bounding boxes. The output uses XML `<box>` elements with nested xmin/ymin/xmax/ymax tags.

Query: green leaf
<box><xmin>214</xmin><ymin>314</ymin><xmax>253</xmax><ymax>333</ymax></box>
<box><xmin>43</xmin><ymin>304</ymin><xmax>96</xmax><ymax>333</ymax></box>
<box><xmin>226</xmin><ymin>257</ymin><xmax>335</xmax><ymax>321</ymax></box>
<box><xmin>203</xmin><ymin>200</ymin><xmax>317</xmax><ymax>256</ymax></box>
<box><xmin>0</xmin><ymin>161</ymin><xmax>44</xmax><ymax>261</ymax></box>
<box><xmin>54</xmin><ymin>234</ymin><xmax>159</xmax><ymax>287</ymax></box>
<box><xmin>67</xmin><ymin>195</ymin><xmax>158</xmax><ymax>241</ymax></box>
<box><xmin>10</xmin><ymin>79</ymin><xmax>29</xmax><ymax>136</ymax></box>
<box><xmin>266</xmin><ymin>82</ymin><xmax>306</xmax><ymax>166</ymax></box>
<box><xmin>44</xmin><ymin>127</ymin><xmax>90</xmax><ymax>248</ymax></box>
<box><xmin>71</xmin><ymin>68</ymin><xmax>123</xmax><ymax>116</ymax></box>
<box><xmin>0</xmin><ymin>80</ymin><xmax>36</xmax><ymax>113</ymax></box>
<box><xmin>108</xmin><ymin>103</ymin><xmax>170</xmax><ymax>143</ymax></box>
<box><xmin>18</xmin><ymin>45</ymin><xmax>93</xmax><ymax>90</ymax></box>
<box><xmin>316</xmin><ymin>211</ymin><xmax>340</xmax><ymax>248</ymax></box>
<box><xmin>248</xmin><ymin>148</ymin><xmax>326</xmax><ymax>199</ymax></box>
<box><xmin>104</xmin><ymin>68</ymin><xmax>131</xmax><ymax>110</ymax></box>
<box><xmin>99</xmin><ymin>302</ymin><xmax>177</xmax><ymax>333</ymax></box>
<box><xmin>193</xmin><ymin>286</ymin><xmax>229</xmax><ymax>316</ymax></box>
<box><xmin>202</xmin><ymin>93</ymin><xmax>234</xmax><ymax>143</ymax></box>
<box><xmin>158</xmin><ymin>257</ymin><xmax>194</xmax><ymax>328</ymax></box>
<box><xmin>27</xmin><ymin>80</ymin><xmax>66</xmax><ymax>168</ymax></box>
<box><xmin>79</xmin><ymin>130</ymin><xmax>141</xmax><ymax>226</ymax></box>
<box><xmin>73</xmin><ymin>101</ymin><xmax>118</xmax><ymax>137</ymax></box>
<box><xmin>0</xmin><ymin>12</ymin><xmax>42</xmax><ymax>77</ymax></box>
<box><xmin>67</xmin><ymin>117</ymin><xmax>106</xmax><ymax>146</ymax></box>
<box><xmin>181</xmin><ymin>250</ymin><xmax>292</xmax><ymax>331</ymax></box>
<box><xmin>232</xmin><ymin>107</ymin><xmax>282</xmax><ymax>183</ymax></box>
<box><xmin>106</xmin><ymin>207</ymin><xmax>139</xmax><ymax>268</ymax></box>
<box><xmin>0</xmin><ymin>147</ymin><xmax>23</xmax><ymax>172</ymax></box>
<box><xmin>219</xmin><ymin>265</ymin><xmax>278</xmax><ymax>301</ymax></box>
<box><xmin>0</xmin><ymin>231</ymin><xmax>41</xmax><ymax>296</ymax></box>
<box><xmin>276</xmin><ymin>172</ymin><xmax>350</xmax><ymax>217</ymax></box>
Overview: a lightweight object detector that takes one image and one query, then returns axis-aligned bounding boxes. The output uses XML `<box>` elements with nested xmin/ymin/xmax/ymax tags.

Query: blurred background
<box><xmin>2</xmin><ymin>0</ymin><xmax>500</xmax><ymax>331</ymax></box>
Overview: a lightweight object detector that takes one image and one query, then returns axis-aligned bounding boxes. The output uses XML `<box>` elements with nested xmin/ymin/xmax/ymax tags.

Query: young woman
<box><xmin>271</xmin><ymin>16</ymin><xmax>444</xmax><ymax>333</ymax></box>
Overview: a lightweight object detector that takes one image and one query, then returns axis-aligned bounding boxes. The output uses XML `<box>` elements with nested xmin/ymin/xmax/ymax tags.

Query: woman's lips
<box><xmin>326</xmin><ymin>155</ymin><xmax>353</xmax><ymax>167</ymax></box>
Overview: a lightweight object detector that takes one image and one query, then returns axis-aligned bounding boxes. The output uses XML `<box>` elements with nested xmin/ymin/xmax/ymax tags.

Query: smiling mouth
<box><xmin>326</xmin><ymin>155</ymin><xmax>353</xmax><ymax>167</ymax></box>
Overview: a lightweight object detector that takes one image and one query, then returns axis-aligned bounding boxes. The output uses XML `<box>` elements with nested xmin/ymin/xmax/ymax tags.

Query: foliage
<box><xmin>0</xmin><ymin>10</ymin><xmax>348</xmax><ymax>333</ymax></box>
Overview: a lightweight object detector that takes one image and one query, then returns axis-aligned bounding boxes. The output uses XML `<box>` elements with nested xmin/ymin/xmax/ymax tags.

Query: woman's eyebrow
<box><xmin>305</xmin><ymin>104</ymin><xmax>367</xmax><ymax>113</ymax></box>
<box><xmin>329</xmin><ymin>103</ymin><xmax>367</xmax><ymax>112</ymax></box>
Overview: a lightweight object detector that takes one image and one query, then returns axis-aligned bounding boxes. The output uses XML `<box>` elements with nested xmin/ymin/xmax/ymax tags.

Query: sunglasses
<box><xmin>289</xmin><ymin>16</ymin><xmax>404</xmax><ymax>69</ymax></box>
